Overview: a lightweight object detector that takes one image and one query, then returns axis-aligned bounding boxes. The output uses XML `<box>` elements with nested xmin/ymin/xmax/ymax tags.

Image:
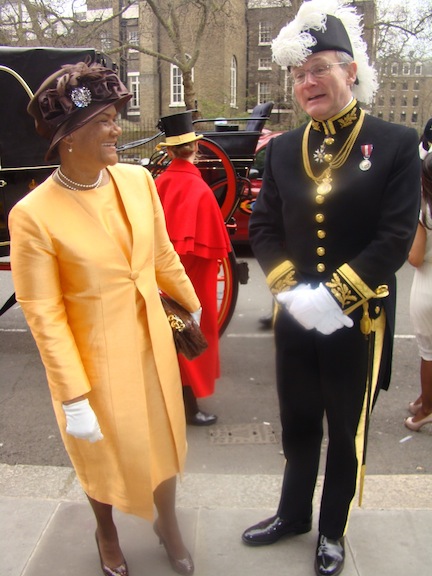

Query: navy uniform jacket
<box><xmin>250</xmin><ymin>104</ymin><xmax>421</xmax><ymax>390</ymax></box>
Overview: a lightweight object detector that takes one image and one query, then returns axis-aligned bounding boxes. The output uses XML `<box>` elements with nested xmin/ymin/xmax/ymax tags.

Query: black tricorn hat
<box><xmin>156</xmin><ymin>110</ymin><xmax>203</xmax><ymax>149</ymax></box>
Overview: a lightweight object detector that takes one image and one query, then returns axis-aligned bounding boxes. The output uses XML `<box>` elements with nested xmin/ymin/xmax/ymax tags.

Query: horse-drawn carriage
<box><xmin>0</xmin><ymin>47</ymin><xmax>273</xmax><ymax>332</ymax></box>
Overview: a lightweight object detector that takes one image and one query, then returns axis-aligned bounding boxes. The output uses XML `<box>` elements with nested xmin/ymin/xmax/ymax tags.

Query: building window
<box><xmin>259</xmin><ymin>21</ymin><xmax>272</xmax><ymax>45</ymax></box>
<box><xmin>378</xmin><ymin>95</ymin><xmax>384</xmax><ymax>106</ymax></box>
<box><xmin>128</xmin><ymin>30</ymin><xmax>139</xmax><ymax>45</ymax></box>
<box><xmin>170</xmin><ymin>64</ymin><xmax>184</xmax><ymax>106</ymax></box>
<box><xmin>402</xmin><ymin>95</ymin><xmax>407</xmax><ymax>106</ymax></box>
<box><xmin>128</xmin><ymin>72</ymin><xmax>140</xmax><ymax>109</ymax></box>
<box><xmin>400</xmin><ymin>111</ymin><xmax>406</xmax><ymax>122</ymax></box>
<box><xmin>402</xmin><ymin>63</ymin><xmax>410</xmax><ymax>75</ymax></box>
<box><xmin>230</xmin><ymin>56</ymin><xmax>237</xmax><ymax>108</ymax></box>
<box><xmin>390</xmin><ymin>95</ymin><xmax>395</xmax><ymax>106</ymax></box>
<box><xmin>412</xmin><ymin>111</ymin><xmax>418</xmax><ymax>123</ymax></box>
<box><xmin>413</xmin><ymin>95</ymin><xmax>419</xmax><ymax>106</ymax></box>
<box><xmin>258</xmin><ymin>57</ymin><xmax>272</xmax><ymax>70</ymax></box>
<box><xmin>402</xmin><ymin>81</ymin><xmax>408</xmax><ymax>90</ymax></box>
<box><xmin>415</xmin><ymin>63</ymin><xmax>422</xmax><ymax>75</ymax></box>
<box><xmin>391</xmin><ymin>62</ymin><xmax>398</xmax><ymax>75</ymax></box>
<box><xmin>389</xmin><ymin>110</ymin><xmax>394</xmax><ymax>122</ymax></box>
<box><xmin>100</xmin><ymin>30</ymin><xmax>112</xmax><ymax>51</ymax></box>
<box><xmin>377</xmin><ymin>111</ymin><xmax>383</xmax><ymax>119</ymax></box>
<box><xmin>258</xmin><ymin>82</ymin><xmax>271</xmax><ymax>104</ymax></box>
<box><xmin>414</xmin><ymin>80</ymin><xmax>420</xmax><ymax>91</ymax></box>
<box><xmin>390</xmin><ymin>81</ymin><xmax>396</xmax><ymax>90</ymax></box>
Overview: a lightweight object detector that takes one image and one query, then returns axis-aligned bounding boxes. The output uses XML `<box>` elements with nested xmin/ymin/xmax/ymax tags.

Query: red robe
<box><xmin>156</xmin><ymin>158</ymin><xmax>231</xmax><ymax>397</ymax></box>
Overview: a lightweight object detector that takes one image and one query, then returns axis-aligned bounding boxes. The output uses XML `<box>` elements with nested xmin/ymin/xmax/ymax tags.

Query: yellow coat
<box><xmin>9</xmin><ymin>163</ymin><xmax>200</xmax><ymax>519</ymax></box>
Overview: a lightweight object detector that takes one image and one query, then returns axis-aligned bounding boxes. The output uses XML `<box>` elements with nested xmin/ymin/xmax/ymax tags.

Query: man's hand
<box><xmin>287</xmin><ymin>283</ymin><xmax>353</xmax><ymax>334</ymax></box>
<box><xmin>62</xmin><ymin>398</ymin><xmax>103</xmax><ymax>442</ymax></box>
<box><xmin>275</xmin><ymin>283</ymin><xmax>311</xmax><ymax>311</ymax></box>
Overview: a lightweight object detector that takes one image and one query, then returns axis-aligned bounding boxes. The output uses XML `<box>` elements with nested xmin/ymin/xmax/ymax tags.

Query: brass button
<box><xmin>324</xmin><ymin>153</ymin><xmax>333</xmax><ymax>163</ymax></box>
<box><xmin>317</xmin><ymin>247</ymin><xmax>325</xmax><ymax>256</ymax></box>
<box><xmin>315</xmin><ymin>213</ymin><xmax>324</xmax><ymax>223</ymax></box>
<box><xmin>317</xmin><ymin>263</ymin><xmax>326</xmax><ymax>273</ymax></box>
<box><xmin>317</xmin><ymin>229</ymin><xmax>326</xmax><ymax>239</ymax></box>
<box><xmin>315</xmin><ymin>194</ymin><xmax>325</xmax><ymax>204</ymax></box>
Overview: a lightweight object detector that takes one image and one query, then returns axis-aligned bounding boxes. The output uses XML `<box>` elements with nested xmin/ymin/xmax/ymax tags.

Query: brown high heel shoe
<box><xmin>153</xmin><ymin>521</ymin><xmax>194</xmax><ymax>575</ymax></box>
<box><xmin>95</xmin><ymin>532</ymin><xmax>129</xmax><ymax>576</ymax></box>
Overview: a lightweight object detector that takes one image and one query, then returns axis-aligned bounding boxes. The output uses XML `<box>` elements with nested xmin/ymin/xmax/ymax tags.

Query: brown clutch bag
<box><xmin>160</xmin><ymin>295</ymin><xmax>208</xmax><ymax>360</ymax></box>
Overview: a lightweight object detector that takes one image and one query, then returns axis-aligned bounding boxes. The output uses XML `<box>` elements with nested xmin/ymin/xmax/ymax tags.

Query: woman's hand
<box><xmin>62</xmin><ymin>398</ymin><xmax>103</xmax><ymax>442</ymax></box>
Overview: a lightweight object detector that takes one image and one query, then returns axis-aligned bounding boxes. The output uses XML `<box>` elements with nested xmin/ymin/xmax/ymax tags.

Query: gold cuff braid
<box><xmin>325</xmin><ymin>263</ymin><xmax>389</xmax><ymax>314</ymax></box>
<box><xmin>266</xmin><ymin>260</ymin><xmax>297</xmax><ymax>294</ymax></box>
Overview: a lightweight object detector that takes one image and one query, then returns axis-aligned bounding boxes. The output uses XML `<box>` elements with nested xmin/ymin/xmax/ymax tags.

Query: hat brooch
<box><xmin>70</xmin><ymin>86</ymin><xmax>92</xmax><ymax>108</ymax></box>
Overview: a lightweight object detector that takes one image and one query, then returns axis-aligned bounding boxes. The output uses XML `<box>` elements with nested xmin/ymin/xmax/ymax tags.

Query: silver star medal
<box><xmin>314</xmin><ymin>144</ymin><xmax>326</xmax><ymax>163</ymax></box>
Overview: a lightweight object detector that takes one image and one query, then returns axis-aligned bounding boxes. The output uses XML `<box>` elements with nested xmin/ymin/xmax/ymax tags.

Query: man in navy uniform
<box><xmin>242</xmin><ymin>1</ymin><xmax>421</xmax><ymax>575</ymax></box>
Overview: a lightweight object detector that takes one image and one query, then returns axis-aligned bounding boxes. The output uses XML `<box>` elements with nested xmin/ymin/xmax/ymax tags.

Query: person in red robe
<box><xmin>155</xmin><ymin>111</ymin><xmax>232</xmax><ymax>425</ymax></box>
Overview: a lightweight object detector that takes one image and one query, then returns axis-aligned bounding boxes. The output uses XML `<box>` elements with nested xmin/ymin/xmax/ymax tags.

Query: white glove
<box><xmin>275</xmin><ymin>284</ymin><xmax>311</xmax><ymax>311</ymax></box>
<box><xmin>191</xmin><ymin>308</ymin><xmax>202</xmax><ymax>325</ymax></box>
<box><xmin>289</xmin><ymin>283</ymin><xmax>353</xmax><ymax>333</ymax></box>
<box><xmin>315</xmin><ymin>308</ymin><xmax>354</xmax><ymax>335</ymax></box>
<box><xmin>62</xmin><ymin>398</ymin><xmax>103</xmax><ymax>442</ymax></box>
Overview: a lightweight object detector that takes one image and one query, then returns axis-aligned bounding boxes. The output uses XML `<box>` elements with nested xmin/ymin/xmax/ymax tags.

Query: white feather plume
<box><xmin>272</xmin><ymin>0</ymin><xmax>378</xmax><ymax>104</ymax></box>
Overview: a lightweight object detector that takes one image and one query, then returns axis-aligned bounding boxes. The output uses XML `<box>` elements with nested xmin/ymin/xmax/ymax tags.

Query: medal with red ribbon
<box><xmin>360</xmin><ymin>144</ymin><xmax>373</xmax><ymax>171</ymax></box>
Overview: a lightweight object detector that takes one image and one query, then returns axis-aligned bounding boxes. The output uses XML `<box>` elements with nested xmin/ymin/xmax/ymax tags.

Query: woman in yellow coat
<box><xmin>8</xmin><ymin>62</ymin><xmax>199</xmax><ymax>576</ymax></box>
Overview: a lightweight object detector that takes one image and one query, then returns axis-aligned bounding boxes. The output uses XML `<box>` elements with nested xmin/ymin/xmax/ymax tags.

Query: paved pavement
<box><xmin>1</xmin><ymin>463</ymin><xmax>431</xmax><ymax>576</ymax></box>
<box><xmin>1</xmin><ymin>257</ymin><xmax>431</xmax><ymax>575</ymax></box>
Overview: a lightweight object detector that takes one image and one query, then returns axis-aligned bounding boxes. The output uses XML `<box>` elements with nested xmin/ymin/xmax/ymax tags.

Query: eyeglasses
<box><xmin>291</xmin><ymin>62</ymin><xmax>347</xmax><ymax>85</ymax></box>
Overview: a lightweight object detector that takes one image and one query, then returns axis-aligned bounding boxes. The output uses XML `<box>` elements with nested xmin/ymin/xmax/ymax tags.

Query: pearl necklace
<box><xmin>56</xmin><ymin>167</ymin><xmax>103</xmax><ymax>191</ymax></box>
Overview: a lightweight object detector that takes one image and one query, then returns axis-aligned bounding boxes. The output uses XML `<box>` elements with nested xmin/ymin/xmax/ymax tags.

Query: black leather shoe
<box><xmin>242</xmin><ymin>515</ymin><xmax>312</xmax><ymax>546</ymax></box>
<box><xmin>315</xmin><ymin>534</ymin><xmax>345</xmax><ymax>576</ymax></box>
<box><xmin>186</xmin><ymin>410</ymin><xmax>218</xmax><ymax>426</ymax></box>
<box><xmin>258</xmin><ymin>312</ymin><xmax>273</xmax><ymax>329</ymax></box>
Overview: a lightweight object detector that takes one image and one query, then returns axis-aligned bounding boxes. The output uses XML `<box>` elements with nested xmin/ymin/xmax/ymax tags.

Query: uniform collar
<box><xmin>311</xmin><ymin>99</ymin><xmax>359</xmax><ymax>136</ymax></box>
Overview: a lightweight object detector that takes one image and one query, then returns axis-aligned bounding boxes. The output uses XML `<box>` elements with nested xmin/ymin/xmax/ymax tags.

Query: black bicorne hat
<box><xmin>271</xmin><ymin>0</ymin><xmax>378</xmax><ymax>104</ymax></box>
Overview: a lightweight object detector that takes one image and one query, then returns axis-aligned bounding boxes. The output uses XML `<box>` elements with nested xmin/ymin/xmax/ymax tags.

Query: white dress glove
<box><xmin>276</xmin><ymin>283</ymin><xmax>311</xmax><ymax>311</ymax></box>
<box><xmin>191</xmin><ymin>308</ymin><xmax>202</xmax><ymax>325</ymax></box>
<box><xmin>315</xmin><ymin>308</ymin><xmax>354</xmax><ymax>335</ymax></box>
<box><xmin>289</xmin><ymin>283</ymin><xmax>353</xmax><ymax>334</ymax></box>
<box><xmin>62</xmin><ymin>398</ymin><xmax>103</xmax><ymax>442</ymax></box>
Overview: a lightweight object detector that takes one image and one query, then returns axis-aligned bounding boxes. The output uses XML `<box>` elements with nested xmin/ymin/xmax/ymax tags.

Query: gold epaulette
<box><xmin>325</xmin><ymin>263</ymin><xmax>389</xmax><ymax>314</ymax></box>
<box><xmin>266</xmin><ymin>260</ymin><xmax>297</xmax><ymax>294</ymax></box>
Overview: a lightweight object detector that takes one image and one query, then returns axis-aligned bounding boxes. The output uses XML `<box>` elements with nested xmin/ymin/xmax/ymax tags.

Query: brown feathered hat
<box><xmin>27</xmin><ymin>60</ymin><xmax>131</xmax><ymax>161</ymax></box>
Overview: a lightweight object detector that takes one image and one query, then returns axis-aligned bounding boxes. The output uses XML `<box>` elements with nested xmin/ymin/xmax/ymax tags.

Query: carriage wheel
<box><xmin>217</xmin><ymin>249</ymin><xmax>239</xmax><ymax>335</ymax></box>
<box><xmin>197</xmin><ymin>138</ymin><xmax>238</xmax><ymax>223</ymax></box>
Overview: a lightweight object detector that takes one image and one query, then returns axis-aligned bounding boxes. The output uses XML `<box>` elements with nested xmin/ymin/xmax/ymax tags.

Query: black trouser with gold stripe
<box><xmin>274</xmin><ymin>306</ymin><xmax>375</xmax><ymax>539</ymax></box>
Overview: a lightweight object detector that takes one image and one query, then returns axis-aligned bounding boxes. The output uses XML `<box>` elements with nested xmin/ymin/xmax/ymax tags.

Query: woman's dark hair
<box><xmin>421</xmin><ymin>152</ymin><xmax>432</xmax><ymax>229</ymax></box>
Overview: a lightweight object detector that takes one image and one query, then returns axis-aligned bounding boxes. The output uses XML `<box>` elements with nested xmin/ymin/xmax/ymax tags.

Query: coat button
<box><xmin>317</xmin><ymin>263</ymin><xmax>326</xmax><ymax>272</ymax></box>
<box><xmin>130</xmin><ymin>270</ymin><xmax>139</xmax><ymax>280</ymax></box>
<box><xmin>317</xmin><ymin>229</ymin><xmax>326</xmax><ymax>239</ymax></box>
<box><xmin>315</xmin><ymin>213</ymin><xmax>325</xmax><ymax>223</ymax></box>
<box><xmin>317</xmin><ymin>247</ymin><xmax>325</xmax><ymax>256</ymax></box>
